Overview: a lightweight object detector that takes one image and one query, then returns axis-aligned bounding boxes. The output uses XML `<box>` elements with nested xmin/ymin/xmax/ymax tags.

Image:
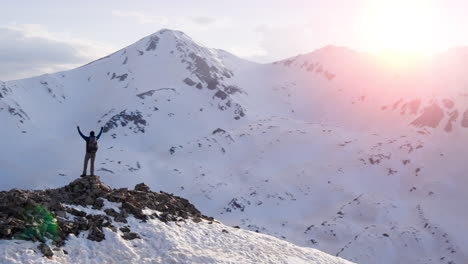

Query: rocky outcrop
<box><xmin>136</xmin><ymin>88</ymin><xmax>177</xmax><ymax>99</ymax></box>
<box><xmin>273</xmin><ymin>57</ymin><xmax>337</xmax><ymax>81</ymax></box>
<box><xmin>461</xmin><ymin>109</ymin><xmax>468</xmax><ymax>127</ymax></box>
<box><xmin>410</xmin><ymin>103</ymin><xmax>444</xmax><ymax>128</ymax></box>
<box><xmin>145</xmin><ymin>35</ymin><xmax>160</xmax><ymax>51</ymax></box>
<box><xmin>110</xmin><ymin>73</ymin><xmax>128</xmax><ymax>82</ymax></box>
<box><xmin>102</xmin><ymin>110</ymin><xmax>147</xmax><ymax>134</ymax></box>
<box><xmin>0</xmin><ymin>176</ymin><xmax>213</xmax><ymax>257</ymax></box>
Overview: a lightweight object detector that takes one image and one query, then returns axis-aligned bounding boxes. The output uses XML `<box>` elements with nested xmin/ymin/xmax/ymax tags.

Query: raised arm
<box><xmin>96</xmin><ymin>127</ymin><xmax>104</xmax><ymax>140</ymax></box>
<box><xmin>77</xmin><ymin>126</ymin><xmax>88</xmax><ymax>141</ymax></box>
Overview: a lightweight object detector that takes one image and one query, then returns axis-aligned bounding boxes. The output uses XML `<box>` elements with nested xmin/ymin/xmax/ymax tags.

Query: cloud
<box><xmin>111</xmin><ymin>10</ymin><xmax>228</xmax><ymax>30</ymax></box>
<box><xmin>228</xmin><ymin>45</ymin><xmax>269</xmax><ymax>61</ymax></box>
<box><xmin>245</xmin><ymin>23</ymin><xmax>332</xmax><ymax>63</ymax></box>
<box><xmin>111</xmin><ymin>10</ymin><xmax>167</xmax><ymax>25</ymax></box>
<box><xmin>189</xmin><ymin>16</ymin><xmax>217</xmax><ymax>25</ymax></box>
<box><xmin>0</xmin><ymin>24</ymin><xmax>114</xmax><ymax>81</ymax></box>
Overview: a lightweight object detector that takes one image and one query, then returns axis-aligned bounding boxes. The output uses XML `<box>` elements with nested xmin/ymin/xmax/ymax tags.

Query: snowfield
<box><xmin>0</xmin><ymin>204</ymin><xmax>352</xmax><ymax>264</ymax></box>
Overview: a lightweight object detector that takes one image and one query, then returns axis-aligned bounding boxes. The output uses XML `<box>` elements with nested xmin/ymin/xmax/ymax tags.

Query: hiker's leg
<box><xmin>90</xmin><ymin>153</ymin><xmax>96</xmax><ymax>176</ymax></box>
<box><xmin>83</xmin><ymin>153</ymin><xmax>90</xmax><ymax>175</ymax></box>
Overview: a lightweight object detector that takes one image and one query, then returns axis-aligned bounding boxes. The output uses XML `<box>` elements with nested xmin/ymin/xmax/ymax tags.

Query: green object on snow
<box><xmin>15</xmin><ymin>204</ymin><xmax>58</xmax><ymax>243</ymax></box>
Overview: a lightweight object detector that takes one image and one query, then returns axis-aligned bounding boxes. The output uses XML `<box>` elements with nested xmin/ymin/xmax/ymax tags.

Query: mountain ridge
<box><xmin>0</xmin><ymin>175</ymin><xmax>353</xmax><ymax>264</ymax></box>
<box><xmin>1</xmin><ymin>28</ymin><xmax>468</xmax><ymax>264</ymax></box>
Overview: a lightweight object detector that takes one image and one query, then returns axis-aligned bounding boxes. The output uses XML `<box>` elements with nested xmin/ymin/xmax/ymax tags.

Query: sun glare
<box><xmin>361</xmin><ymin>0</ymin><xmax>444</xmax><ymax>58</ymax></box>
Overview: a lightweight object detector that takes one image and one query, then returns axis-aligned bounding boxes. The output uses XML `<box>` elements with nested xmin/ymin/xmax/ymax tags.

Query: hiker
<box><xmin>77</xmin><ymin>126</ymin><xmax>104</xmax><ymax>176</ymax></box>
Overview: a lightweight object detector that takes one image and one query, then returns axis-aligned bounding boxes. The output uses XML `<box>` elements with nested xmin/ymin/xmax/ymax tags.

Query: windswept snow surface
<box><xmin>1</xmin><ymin>29</ymin><xmax>468</xmax><ymax>263</ymax></box>
<box><xmin>0</xmin><ymin>205</ymin><xmax>352</xmax><ymax>264</ymax></box>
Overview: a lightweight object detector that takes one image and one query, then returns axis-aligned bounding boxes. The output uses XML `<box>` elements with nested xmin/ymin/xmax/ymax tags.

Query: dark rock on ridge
<box><xmin>183</xmin><ymin>77</ymin><xmax>196</xmax><ymax>86</ymax></box>
<box><xmin>461</xmin><ymin>109</ymin><xmax>468</xmax><ymax>127</ymax></box>
<box><xmin>102</xmin><ymin>110</ymin><xmax>147</xmax><ymax>134</ymax></box>
<box><xmin>411</xmin><ymin>103</ymin><xmax>444</xmax><ymax>128</ymax></box>
<box><xmin>146</xmin><ymin>35</ymin><xmax>160</xmax><ymax>51</ymax></box>
<box><xmin>0</xmin><ymin>175</ymin><xmax>213</xmax><ymax>257</ymax></box>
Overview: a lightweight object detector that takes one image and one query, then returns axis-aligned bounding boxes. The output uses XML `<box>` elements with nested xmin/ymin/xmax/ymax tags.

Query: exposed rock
<box><xmin>461</xmin><ymin>109</ymin><xmax>468</xmax><ymax>127</ymax></box>
<box><xmin>103</xmin><ymin>110</ymin><xmax>147</xmax><ymax>133</ymax></box>
<box><xmin>186</xmin><ymin>52</ymin><xmax>220</xmax><ymax>90</ymax></box>
<box><xmin>104</xmin><ymin>208</ymin><xmax>119</xmax><ymax>218</ymax></box>
<box><xmin>444</xmin><ymin>110</ymin><xmax>459</xmax><ymax>132</ymax></box>
<box><xmin>134</xmin><ymin>183</ymin><xmax>151</xmax><ymax>192</ymax></box>
<box><xmin>169</xmin><ymin>146</ymin><xmax>176</xmax><ymax>155</ymax></box>
<box><xmin>122</xmin><ymin>232</ymin><xmax>140</xmax><ymax>240</ymax></box>
<box><xmin>136</xmin><ymin>90</ymin><xmax>157</xmax><ymax>99</ymax></box>
<box><xmin>119</xmin><ymin>226</ymin><xmax>130</xmax><ymax>233</ymax></box>
<box><xmin>38</xmin><ymin>243</ymin><xmax>53</xmax><ymax>258</ymax></box>
<box><xmin>183</xmin><ymin>77</ymin><xmax>196</xmax><ymax>86</ymax></box>
<box><xmin>281</xmin><ymin>58</ymin><xmax>295</xmax><ymax>66</ymax></box>
<box><xmin>442</xmin><ymin>99</ymin><xmax>454</xmax><ymax>109</ymax></box>
<box><xmin>88</xmin><ymin>225</ymin><xmax>105</xmax><ymax>242</ymax></box>
<box><xmin>224</xmin><ymin>198</ymin><xmax>246</xmax><ymax>213</ymax></box>
<box><xmin>171</xmin><ymin>39</ymin><xmax>245</xmax><ymax>119</ymax></box>
<box><xmin>146</xmin><ymin>35</ymin><xmax>160</xmax><ymax>51</ymax></box>
<box><xmin>400</xmin><ymin>99</ymin><xmax>421</xmax><ymax>115</ymax></box>
<box><xmin>0</xmin><ymin>82</ymin><xmax>5</xmax><ymax>98</ymax></box>
<box><xmin>323</xmin><ymin>71</ymin><xmax>335</xmax><ymax>80</ymax></box>
<box><xmin>411</xmin><ymin>103</ymin><xmax>444</xmax><ymax>128</ymax></box>
<box><xmin>136</xmin><ymin>88</ymin><xmax>177</xmax><ymax>99</ymax></box>
<box><xmin>111</xmin><ymin>73</ymin><xmax>128</xmax><ymax>82</ymax></box>
<box><xmin>0</xmin><ymin>175</ymin><xmax>213</xmax><ymax>257</ymax></box>
<box><xmin>315</xmin><ymin>65</ymin><xmax>323</xmax><ymax>73</ymax></box>
<box><xmin>8</xmin><ymin>107</ymin><xmax>30</xmax><ymax>121</ymax></box>
<box><xmin>214</xmin><ymin>90</ymin><xmax>228</xmax><ymax>100</ymax></box>
<box><xmin>212</xmin><ymin>128</ymin><xmax>226</xmax><ymax>135</ymax></box>
<box><xmin>121</xmin><ymin>201</ymin><xmax>147</xmax><ymax>221</ymax></box>
<box><xmin>224</xmin><ymin>85</ymin><xmax>242</xmax><ymax>95</ymax></box>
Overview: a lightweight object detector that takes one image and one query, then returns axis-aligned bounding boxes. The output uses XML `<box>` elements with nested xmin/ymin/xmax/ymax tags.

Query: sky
<box><xmin>1</xmin><ymin>0</ymin><xmax>467</xmax><ymax>80</ymax></box>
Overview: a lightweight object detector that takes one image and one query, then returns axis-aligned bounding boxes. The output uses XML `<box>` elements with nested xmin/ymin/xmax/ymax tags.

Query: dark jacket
<box><xmin>78</xmin><ymin>127</ymin><xmax>103</xmax><ymax>153</ymax></box>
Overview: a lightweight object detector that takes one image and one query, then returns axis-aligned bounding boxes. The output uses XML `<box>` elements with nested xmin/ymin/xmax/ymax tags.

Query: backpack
<box><xmin>87</xmin><ymin>137</ymin><xmax>98</xmax><ymax>153</ymax></box>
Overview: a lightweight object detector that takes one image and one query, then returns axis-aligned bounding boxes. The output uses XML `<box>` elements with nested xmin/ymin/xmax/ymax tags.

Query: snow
<box><xmin>0</xmin><ymin>204</ymin><xmax>352</xmax><ymax>264</ymax></box>
<box><xmin>1</xmin><ymin>28</ymin><xmax>468</xmax><ymax>263</ymax></box>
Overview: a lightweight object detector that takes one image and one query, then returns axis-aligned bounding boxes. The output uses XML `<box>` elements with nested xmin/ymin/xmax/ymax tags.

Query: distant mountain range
<box><xmin>1</xmin><ymin>28</ymin><xmax>467</xmax><ymax>263</ymax></box>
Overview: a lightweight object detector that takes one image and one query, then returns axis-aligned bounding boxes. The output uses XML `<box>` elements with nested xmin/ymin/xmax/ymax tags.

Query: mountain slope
<box><xmin>1</xmin><ymin>220</ymin><xmax>352</xmax><ymax>264</ymax></box>
<box><xmin>0</xmin><ymin>176</ymin><xmax>351</xmax><ymax>264</ymax></box>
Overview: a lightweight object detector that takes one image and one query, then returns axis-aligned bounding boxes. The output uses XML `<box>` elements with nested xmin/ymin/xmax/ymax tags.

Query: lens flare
<box><xmin>359</xmin><ymin>0</ymin><xmax>445</xmax><ymax>56</ymax></box>
<box><xmin>16</xmin><ymin>204</ymin><xmax>58</xmax><ymax>243</ymax></box>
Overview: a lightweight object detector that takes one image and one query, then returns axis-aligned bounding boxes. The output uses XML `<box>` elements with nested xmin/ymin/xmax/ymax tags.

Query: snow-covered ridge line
<box><xmin>1</xmin><ymin>214</ymin><xmax>353</xmax><ymax>264</ymax></box>
<box><xmin>0</xmin><ymin>175</ymin><xmax>352</xmax><ymax>264</ymax></box>
<box><xmin>0</xmin><ymin>175</ymin><xmax>213</xmax><ymax>256</ymax></box>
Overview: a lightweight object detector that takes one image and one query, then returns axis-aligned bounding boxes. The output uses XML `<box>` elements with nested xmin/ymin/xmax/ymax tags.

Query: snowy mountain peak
<box><xmin>132</xmin><ymin>28</ymin><xmax>195</xmax><ymax>52</ymax></box>
<box><xmin>155</xmin><ymin>28</ymin><xmax>193</xmax><ymax>41</ymax></box>
<box><xmin>3</xmin><ymin>28</ymin><xmax>468</xmax><ymax>264</ymax></box>
<box><xmin>145</xmin><ymin>28</ymin><xmax>191</xmax><ymax>40</ymax></box>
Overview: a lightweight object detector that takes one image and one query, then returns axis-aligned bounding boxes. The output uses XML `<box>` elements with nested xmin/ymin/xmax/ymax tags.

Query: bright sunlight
<box><xmin>360</xmin><ymin>0</ymin><xmax>444</xmax><ymax>56</ymax></box>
